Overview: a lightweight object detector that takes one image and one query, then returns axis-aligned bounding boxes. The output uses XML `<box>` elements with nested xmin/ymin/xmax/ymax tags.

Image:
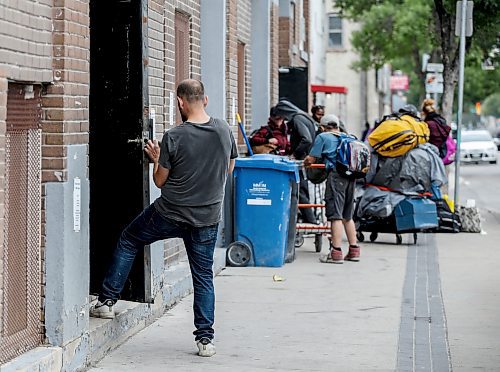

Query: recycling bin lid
<box><xmin>235</xmin><ymin>154</ymin><xmax>298</xmax><ymax>173</ymax></box>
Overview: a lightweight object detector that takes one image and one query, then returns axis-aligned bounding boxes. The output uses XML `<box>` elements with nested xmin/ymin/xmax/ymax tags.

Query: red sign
<box><xmin>390</xmin><ymin>75</ymin><xmax>409</xmax><ymax>91</ymax></box>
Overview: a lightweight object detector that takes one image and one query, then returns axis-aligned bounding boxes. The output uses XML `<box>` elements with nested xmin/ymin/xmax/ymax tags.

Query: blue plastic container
<box><xmin>231</xmin><ymin>154</ymin><xmax>299</xmax><ymax>267</ymax></box>
<box><xmin>395</xmin><ymin>198</ymin><xmax>438</xmax><ymax>232</ymax></box>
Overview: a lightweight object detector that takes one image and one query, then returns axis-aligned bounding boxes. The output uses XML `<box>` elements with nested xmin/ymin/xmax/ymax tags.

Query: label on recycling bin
<box><xmin>249</xmin><ymin>181</ymin><xmax>270</xmax><ymax>196</ymax></box>
<box><xmin>246</xmin><ymin>181</ymin><xmax>272</xmax><ymax>206</ymax></box>
<box><xmin>247</xmin><ymin>198</ymin><xmax>272</xmax><ymax>206</ymax></box>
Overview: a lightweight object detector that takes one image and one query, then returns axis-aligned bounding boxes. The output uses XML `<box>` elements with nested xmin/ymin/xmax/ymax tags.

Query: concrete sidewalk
<box><xmin>88</xmin><ymin>213</ymin><xmax>500</xmax><ymax>372</ymax></box>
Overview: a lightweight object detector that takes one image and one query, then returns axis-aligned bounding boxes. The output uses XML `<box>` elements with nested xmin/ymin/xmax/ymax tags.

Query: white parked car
<box><xmin>493</xmin><ymin>134</ymin><xmax>500</xmax><ymax>150</ymax></box>
<box><xmin>460</xmin><ymin>130</ymin><xmax>497</xmax><ymax>164</ymax></box>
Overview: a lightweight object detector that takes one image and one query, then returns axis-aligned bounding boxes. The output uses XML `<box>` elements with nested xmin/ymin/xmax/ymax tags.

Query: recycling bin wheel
<box><xmin>294</xmin><ymin>233</ymin><xmax>305</xmax><ymax>247</ymax></box>
<box><xmin>227</xmin><ymin>241</ymin><xmax>252</xmax><ymax>267</ymax></box>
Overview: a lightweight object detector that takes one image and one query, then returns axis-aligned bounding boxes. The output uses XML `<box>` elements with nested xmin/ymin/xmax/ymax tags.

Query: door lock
<box><xmin>127</xmin><ymin>138</ymin><xmax>147</xmax><ymax>144</ymax></box>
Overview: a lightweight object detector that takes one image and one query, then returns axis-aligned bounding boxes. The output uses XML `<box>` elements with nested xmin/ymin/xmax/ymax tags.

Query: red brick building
<box><xmin>0</xmin><ymin>0</ymin><xmax>281</xmax><ymax>369</ymax></box>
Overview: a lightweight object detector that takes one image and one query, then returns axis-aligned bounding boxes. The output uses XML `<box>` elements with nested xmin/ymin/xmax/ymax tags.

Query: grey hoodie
<box><xmin>274</xmin><ymin>99</ymin><xmax>316</xmax><ymax>160</ymax></box>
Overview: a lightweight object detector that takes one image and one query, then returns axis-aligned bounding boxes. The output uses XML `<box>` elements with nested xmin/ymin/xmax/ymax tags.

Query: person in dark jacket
<box><xmin>421</xmin><ymin>98</ymin><xmax>451</xmax><ymax>149</ymax></box>
<box><xmin>249</xmin><ymin>106</ymin><xmax>290</xmax><ymax>155</ymax></box>
<box><xmin>274</xmin><ymin>99</ymin><xmax>317</xmax><ymax>224</ymax></box>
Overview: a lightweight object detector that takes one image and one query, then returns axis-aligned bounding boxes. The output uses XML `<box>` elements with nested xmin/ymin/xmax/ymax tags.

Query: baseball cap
<box><xmin>320</xmin><ymin>114</ymin><xmax>340</xmax><ymax>127</ymax></box>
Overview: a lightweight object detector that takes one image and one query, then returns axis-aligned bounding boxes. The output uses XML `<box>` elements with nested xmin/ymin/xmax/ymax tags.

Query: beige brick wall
<box><xmin>0</xmin><ymin>1</ymin><xmax>53</xmax><ymax>82</ymax></box>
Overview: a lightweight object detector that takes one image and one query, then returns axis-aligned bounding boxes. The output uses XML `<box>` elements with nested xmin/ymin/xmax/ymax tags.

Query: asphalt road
<box><xmin>454</xmin><ymin>152</ymin><xmax>500</xmax><ymax>217</ymax></box>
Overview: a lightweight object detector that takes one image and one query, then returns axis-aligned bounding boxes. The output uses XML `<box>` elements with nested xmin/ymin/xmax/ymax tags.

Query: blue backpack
<box><xmin>334</xmin><ymin>133</ymin><xmax>371</xmax><ymax>179</ymax></box>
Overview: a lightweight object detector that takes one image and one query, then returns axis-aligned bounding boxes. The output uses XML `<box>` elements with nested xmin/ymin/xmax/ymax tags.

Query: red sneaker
<box><xmin>345</xmin><ymin>245</ymin><xmax>360</xmax><ymax>262</ymax></box>
<box><xmin>319</xmin><ymin>247</ymin><xmax>344</xmax><ymax>264</ymax></box>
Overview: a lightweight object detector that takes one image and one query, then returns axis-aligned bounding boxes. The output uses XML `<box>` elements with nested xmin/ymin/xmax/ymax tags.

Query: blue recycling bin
<box><xmin>228</xmin><ymin>154</ymin><xmax>299</xmax><ymax>267</ymax></box>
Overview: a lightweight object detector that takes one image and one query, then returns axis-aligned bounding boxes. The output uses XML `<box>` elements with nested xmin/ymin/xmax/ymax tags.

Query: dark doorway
<box><xmin>279</xmin><ymin>67</ymin><xmax>308</xmax><ymax>112</ymax></box>
<box><xmin>89</xmin><ymin>0</ymin><xmax>151</xmax><ymax>302</ymax></box>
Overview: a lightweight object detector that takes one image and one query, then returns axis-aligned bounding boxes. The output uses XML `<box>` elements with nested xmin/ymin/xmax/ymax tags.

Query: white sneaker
<box><xmin>197</xmin><ymin>338</ymin><xmax>216</xmax><ymax>357</ymax></box>
<box><xmin>90</xmin><ymin>299</ymin><xmax>115</xmax><ymax>319</ymax></box>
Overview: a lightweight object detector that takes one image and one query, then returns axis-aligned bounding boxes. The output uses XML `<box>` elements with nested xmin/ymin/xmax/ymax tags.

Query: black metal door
<box><xmin>89</xmin><ymin>0</ymin><xmax>151</xmax><ymax>302</ymax></box>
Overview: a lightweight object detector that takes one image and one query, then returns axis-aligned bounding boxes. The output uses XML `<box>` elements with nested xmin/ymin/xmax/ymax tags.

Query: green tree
<box><xmin>336</xmin><ymin>0</ymin><xmax>500</xmax><ymax>121</ymax></box>
<box><xmin>482</xmin><ymin>93</ymin><xmax>500</xmax><ymax>117</ymax></box>
<box><xmin>461</xmin><ymin>46</ymin><xmax>500</xmax><ymax>113</ymax></box>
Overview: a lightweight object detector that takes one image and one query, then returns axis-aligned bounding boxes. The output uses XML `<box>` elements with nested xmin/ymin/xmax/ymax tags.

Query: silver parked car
<box><xmin>460</xmin><ymin>130</ymin><xmax>497</xmax><ymax>164</ymax></box>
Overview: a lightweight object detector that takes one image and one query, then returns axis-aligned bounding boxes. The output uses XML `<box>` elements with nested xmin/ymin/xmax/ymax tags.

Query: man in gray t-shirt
<box><xmin>154</xmin><ymin>116</ymin><xmax>237</xmax><ymax>226</ymax></box>
<box><xmin>90</xmin><ymin>79</ymin><xmax>238</xmax><ymax>358</ymax></box>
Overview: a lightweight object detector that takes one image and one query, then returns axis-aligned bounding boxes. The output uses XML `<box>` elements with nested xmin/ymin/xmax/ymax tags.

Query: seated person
<box><xmin>249</xmin><ymin>106</ymin><xmax>291</xmax><ymax>155</ymax></box>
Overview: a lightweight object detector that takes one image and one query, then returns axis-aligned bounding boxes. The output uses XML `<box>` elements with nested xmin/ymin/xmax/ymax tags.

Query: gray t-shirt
<box><xmin>154</xmin><ymin>117</ymin><xmax>238</xmax><ymax>226</ymax></box>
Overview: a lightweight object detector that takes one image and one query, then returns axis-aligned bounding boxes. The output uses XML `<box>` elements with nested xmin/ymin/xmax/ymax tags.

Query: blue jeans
<box><xmin>100</xmin><ymin>203</ymin><xmax>218</xmax><ymax>341</ymax></box>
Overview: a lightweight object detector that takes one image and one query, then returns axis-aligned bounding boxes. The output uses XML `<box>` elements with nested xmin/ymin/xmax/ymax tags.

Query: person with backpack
<box><xmin>421</xmin><ymin>98</ymin><xmax>451</xmax><ymax>153</ymax></box>
<box><xmin>304</xmin><ymin>114</ymin><xmax>366</xmax><ymax>264</ymax></box>
<box><xmin>421</xmin><ymin>99</ymin><xmax>454</xmax><ymax>194</ymax></box>
<box><xmin>274</xmin><ymin>99</ymin><xmax>318</xmax><ymax>224</ymax></box>
<box><xmin>249</xmin><ymin>106</ymin><xmax>290</xmax><ymax>155</ymax></box>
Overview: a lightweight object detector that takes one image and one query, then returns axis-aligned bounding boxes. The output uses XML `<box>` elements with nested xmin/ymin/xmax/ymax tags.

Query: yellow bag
<box><xmin>368</xmin><ymin>114</ymin><xmax>430</xmax><ymax>157</ymax></box>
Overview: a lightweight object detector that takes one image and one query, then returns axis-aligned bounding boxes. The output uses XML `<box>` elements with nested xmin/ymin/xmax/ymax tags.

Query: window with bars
<box><xmin>328</xmin><ymin>14</ymin><xmax>343</xmax><ymax>48</ymax></box>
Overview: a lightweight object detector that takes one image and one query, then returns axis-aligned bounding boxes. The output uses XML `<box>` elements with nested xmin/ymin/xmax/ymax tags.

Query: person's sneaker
<box><xmin>89</xmin><ymin>299</ymin><xmax>115</xmax><ymax>319</ymax></box>
<box><xmin>197</xmin><ymin>338</ymin><xmax>216</xmax><ymax>357</ymax></box>
<box><xmin>319</xmin><ymin>248</ymin><xmax>344</xmax><ymax>264</ymax></box>
<box><xmin>345</xmin><ymin>245</ymin><xmax>361</xmax><ymax>262</ymax></box>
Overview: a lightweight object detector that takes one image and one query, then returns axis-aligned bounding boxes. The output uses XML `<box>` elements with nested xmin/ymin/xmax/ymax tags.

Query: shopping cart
<box><xmin>294</xmin><ymin>162</ymin><xmax>330</xmax><ymax>253</ymax></box>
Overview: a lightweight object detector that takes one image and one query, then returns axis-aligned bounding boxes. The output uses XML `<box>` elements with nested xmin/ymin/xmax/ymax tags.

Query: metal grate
<box><xmin>0</xmin><ymin>84</ymin><xmax>42</xmax><ymax>364</ymax></box>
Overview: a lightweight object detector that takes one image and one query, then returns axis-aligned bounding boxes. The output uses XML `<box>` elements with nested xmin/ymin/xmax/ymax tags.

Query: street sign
<box><xmin>426</xmin><ymin>63</ymin><xmax>444</xmax><ymax>73</ymax></box>
<box><xmin>421</xmin><ymin>53</ymin><xmax>431</xmax><ymax>73</ymax></box>
<box><xmin>390</xmin><ymin>75</ymin><xmax>409</xmax><ymax>91</ymax></box>
<box><xmin>425</xmin><ymin>73</ymin><xmax>444</xmax><ymax>94</ymax></box>
<box><xmin>455</xmin><ymin>1</ymin><xmax>473</xmax><ymax>37</ymax></box>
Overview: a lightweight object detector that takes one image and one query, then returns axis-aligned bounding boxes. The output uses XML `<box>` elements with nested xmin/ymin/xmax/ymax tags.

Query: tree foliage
<box><xmin>482</xmin><ymin>93</ymin><xmax>500</xmax><ymax>117</ymax></box>
<box><xmin>335</xmin><ymin>0</ymin><xmax>500</xmax><ymax>119</ymax></box>
<box><xmin>462</xmin><ymin>46</ymin><xmax>500</xmax><ymax>112</ymax></box>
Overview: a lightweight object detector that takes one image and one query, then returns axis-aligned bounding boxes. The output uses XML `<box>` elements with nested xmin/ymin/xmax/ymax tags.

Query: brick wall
<box><xmin>226</xmin><ymin>0</ymin><xmax>237</xmax><ymax>126</ymax></box>
<box><xmin>278</xmin><ymin>16</ymin><xmax>290</xmax><ymax>67</ymax></box>
<box><xmin>270</xmin><ymin>2</ymin><xmax>279</xmax><ymax>105</ymax></box>
<box><xmin>278</xmin><ymin>0</ymin><xmax>307</xmax><ymax>68</ymax></box>
<box><xmin>0</xmin><ymin>76</ymin><xmax>6</xmax><ymax>344</ymax></box>
<box><xmin>161</xmin><ymin>0</ymin><xmax>201</xmax><ymax>133</ymax></box>
<box><xmin>0</xmin><ymin>0</ymin><xmax>89</xmax><ymax>345</ymax></box>
<box><xmin>0</xmin><ymin>1</ymin><xmax>53</xmax><ymax>82</ymax></box>
<box><xmin>226</xmin><ymin>0</ymin><xmax>252</xmax><ymax>150</ymax></box>
<box><xmin>237</xmin><ymin>0</ymin><xmax>252</xmax><ymax>128</ymax></box>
